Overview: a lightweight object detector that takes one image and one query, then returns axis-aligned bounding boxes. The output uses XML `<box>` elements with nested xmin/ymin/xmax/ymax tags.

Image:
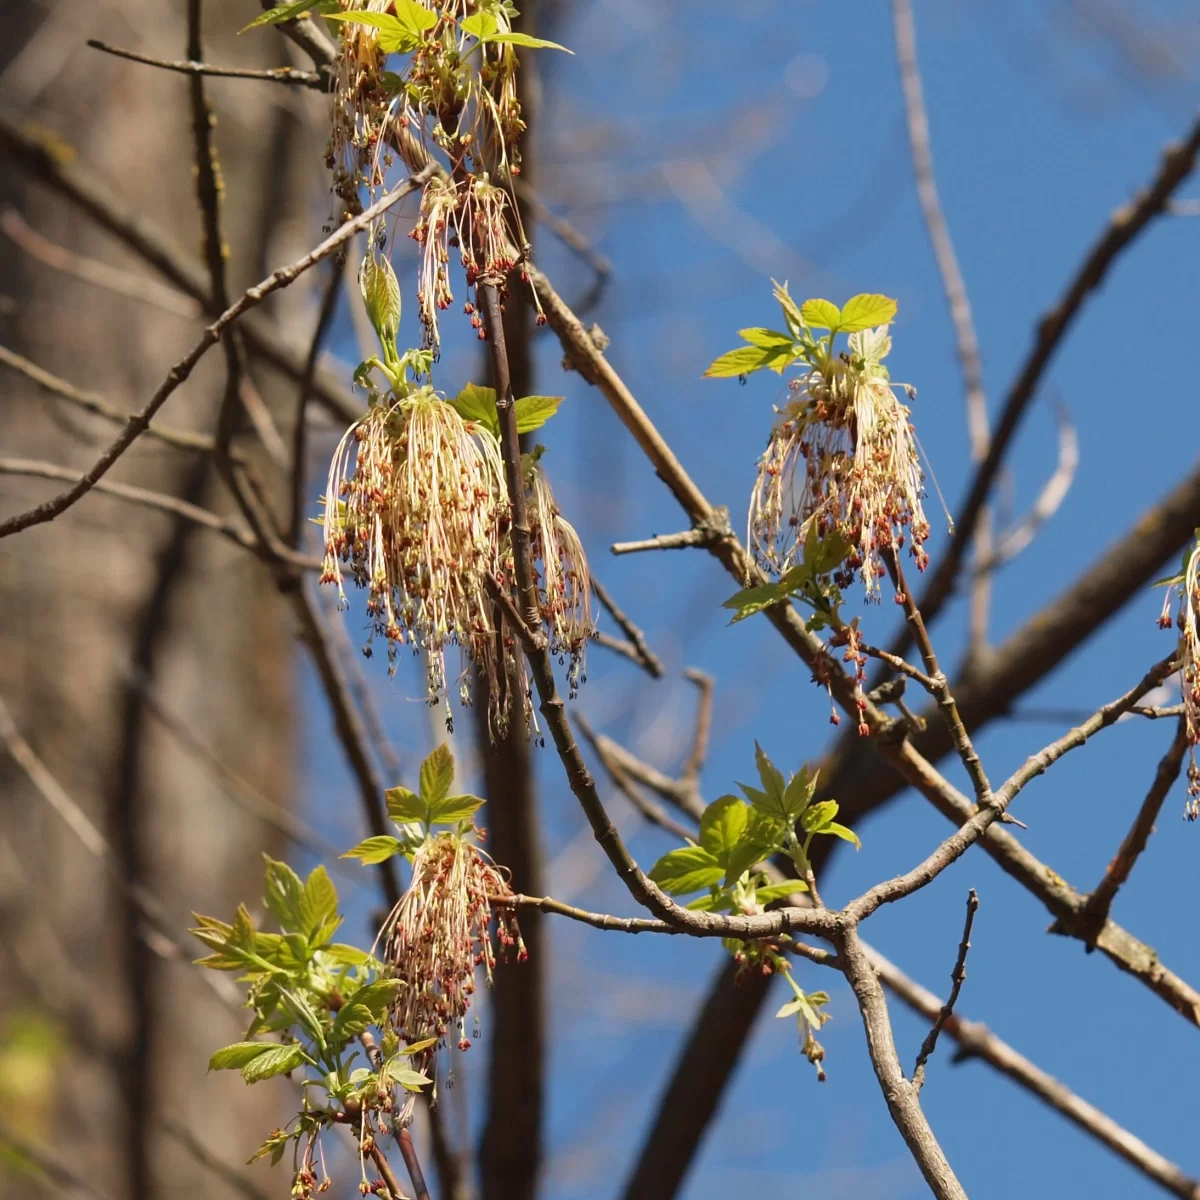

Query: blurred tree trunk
<box><xmin>0</xmin><ymin>2</ymin><xmax>321</xmax><ymax>1195</ymax></box>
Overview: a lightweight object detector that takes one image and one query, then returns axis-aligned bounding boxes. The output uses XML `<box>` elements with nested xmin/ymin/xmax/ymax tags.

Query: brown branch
<box><xmin>680</xmin><ymin>668</ymin><xmax>713</xmax><ymax>786</ymax></box>
<box><xmin>590</xmin><ymin>576</ymin><xmax>663</xmax><ymax>678</ymax></box>
<box><xmin>912</xmin><ymin>889</ymin><xmax>979</xmax><ymax>1093</ymax></box>
<box><xmin>598</xmin><ymin>726</ymin><xmax>1200</xmax><ymax>1200</ymax></box>
<box><xmin>499</xmin><ymin>893</ymin><xmax>675</xmax><ymax>934</ymax></box>
<box><xmin>481</xmin><ymin>281</ymin><xmax>840</xmax><ymax>943</ymax></box>
<box><xmin>869</xmin><ymin>944</ymin><xmax>1200</xmax><ymax>1200</ymax></box>
<box><xmin>87</xmin><ymin>39</ymin><xmax>324</xmax><ymax>87</ymax></box>
<box><xmin>0</xmin><ymin>456</ymin><xmax>321</xmax><ymax>571</ymax></box>
<box><xmin>838</xmin><ymin>925</ymin><xmax>967</xmax><ymax>1200</ymax></box>
<box><xmin>891</xmin><ymin>108</ymin><xmax>1200</xmax><ymax>656</ymax></box>
<box><xmin>846</xmin><ymin>654</ymin><xmax>1178</xmax><ymax>922</ymax></box>
<box><xmin>0</xmin><ymin>175</ymin><xmax>429</xmax><ymax>541</ymax></box>
<box><xmin>1076</xmin><ymin>716</ymin><xmax>1191</xmax><ymax>938</ymax></box>
<box><xmin>396</xmin><ymin>1128</ymin><xmax>432</xmax><ymax>1200</ymax></box>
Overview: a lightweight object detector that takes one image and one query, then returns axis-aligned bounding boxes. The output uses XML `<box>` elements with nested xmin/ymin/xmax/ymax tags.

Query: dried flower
<box><xmin>527</xmin><ymin>461</ymin><xmax>595</xmax><ymax>697</ymax></box>
<box><xmin>321</xmin><ymin>390</ymin><xmax>507</xmax><ymax>721</ymax></box>
<box><xmin>383</xmin><ymin>833</ymin><xmax>522</xmax><ymax>1117</ymax></box>
<box><xmin>749</xmin><ymin>325</ymin><xmax>929</xmax><ymax>599</ymax></box>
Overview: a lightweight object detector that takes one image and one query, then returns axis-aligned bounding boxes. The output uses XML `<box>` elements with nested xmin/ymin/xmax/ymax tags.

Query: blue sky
<box><xmin>296</xmin><ymin>2</ymin><xmax>1200</xmax><ymax>1196</ymax></box>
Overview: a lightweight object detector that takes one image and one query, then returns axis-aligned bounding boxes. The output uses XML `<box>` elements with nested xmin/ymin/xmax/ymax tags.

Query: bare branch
<box><xmin>499</xmin><ymin>893</ymin><xmax>676</xmax><ymax>934</ymax></box>
<box><xmin>87</xmin><ymin>38</ymin><xmax>324</xmax><ymax>87</ymax></box>
<box><xmin>1077</xmin><ymin>716</ymin><xmax>1191</xmax><ymax>937</ymax></box>
<box><xmin>838</xmin><ymin>925</ymin><xmax>967</xmax><ymax>1200</ymax></box>
<box><xmin>591</xmin><ymin>576</ymin><xmax>663</xmax><ymax>678</ymax></box>
<box><xmin>869</xmin><ymin>944</ymin><xmax>1200</xmax><ymax>1200</ymax></box>
<box><xmin>912</xmin><ymin>889</ymin><xmax>979</xmax><ymax>1093</ymax></box>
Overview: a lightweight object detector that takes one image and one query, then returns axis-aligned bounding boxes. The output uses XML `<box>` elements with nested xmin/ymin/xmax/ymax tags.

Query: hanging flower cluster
<box><xmin>251</xmin><ymin>0</ymin><xmax>569</xmax><ymax>353</ymax></box>
<box><xmin>1157</xmin><ymin>535</ymin><xmax>1200</xmax><ymax>814</ymax></box>
<box><xmin>319</xmin><ymin>259</ymin><xmax>593</xmax><ymax>733</ymax></box>
<box><xmin>382</xmin><ymin>830</ymin><xmax>523</xmax><ymax>1121</ymax></box>
<box><xmin>749</xmin><ymin>323</ymin><xmax>930</xmax><ymax>600</ymax></box>
<box><xmin>707</xmin><ymin>288</ymin><xmax>936</xmax><ymax>602</ymax></box>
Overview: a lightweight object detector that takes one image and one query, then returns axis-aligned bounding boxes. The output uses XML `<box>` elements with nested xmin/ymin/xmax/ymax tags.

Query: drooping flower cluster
<box><xmin>321</xmin><ymin>389</ymin><xmax>595</xmax><ymax>733</ymax></box>
<box><xmin>1158</xmin><ymin>535</ymin><xmax>1200</xmax><ymax>813</ymax></box>
<box><xmin>749</xmin><ymin>325</ymin><xmax>930</xmax><ymax>599</ymax></box>
<box><xmin>322</xmin><ymin>390</ymin><xmax>508</xmax><ymax>721</ymax></box>
<box><xmin>528</xmin><ymin>460</ymin><xmax>593</xmax><ymax>697</ymax></box>
<box><xmin>308</xmin><ymin>0</ymin><xmax>554</xmax><ymax>352</ymax></box>
<box><xmin>383</xmin><ymin>832</ymin><xmax>523</xmax><ymax>1115</ymax></box>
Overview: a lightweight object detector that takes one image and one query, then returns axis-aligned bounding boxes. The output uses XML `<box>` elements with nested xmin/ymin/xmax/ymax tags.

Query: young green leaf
<box><xmin>487</xmin><ymin>31</ymin><xmax>573</xmax><ymax>52</ymax></box>
<box><xmin>754</xmin><ymin>742</ymin><xmax>786</xmax><ymax>805</ymax></box>
<box><xmin>450</xmin><ymin>383</ymin><xmax>500</xmax><ymax>436</ymax></box>
<box><xmin>781</xmin><ymin>765</ymin><xmax>816</xmax><ymax>820</ymax></box>
<box><xmin>322</xmin><ymin>10</ymin><xmax>420</xmax><ymax>53</ymax></box>
<box><xmin>648</xmin><ymin>845</ymin><xmax>724</xmax><ymax>895</ymax></box>
<box><xmin>248</xmin><ymin>1129</ymin><xmax>293</xmax><ymax>1166</ymax></box>
<box><xmin>323</xmin><ymin>943</ymin><xmax>373</xmax><ymax>967</ymax></box>
<box><xmin>698</xmin><ymin>795</ymin><xmax>750</xmax><ymax>861</ymax></box>
<box><xmin>386</xmin><ymin>785</ymin><xmax>426</xmax><ymax>825</ymax></box>
<box><xmin>332</xmin><ymin>979</ymin><xmax>402</xmax><ymax>1043</ymax></box>
<box><xmin>208</xmin><ymin>1041</ymin><xmax>274</xmax><ymax>1071</ymax></box>
<box><xmin>738</xmin><ymin>327</ymin><xmax>794</xmax><ymax>349</ymax></box>
<box><xmin>772</xmin><ymin>279</ymin><xmax>806</xmax><ymax>339</ymax></box>
<box><xmin>823</xmin><ymin>822</ymin><xmax>862</xmax><ymax>849</ymax></box>
<box><xmin>359</xmin><ymin>252</ymin><xmax>401</xmax><ymax>357</ymax></box>
<box><xmin>800</xmin><ymin>799</ymin><xmax>839</xmax><ymax>833</ymax></box>
<box><xmin>754</xmin><ymin>879</ymin><xmax>809</xmax><ymax>904</ymax></box>
<box><xmin>428</xmin><ymin>793</ymin><xmax>484</xmax><ymax>825</ymax></box>
<box><xmin>459</xmin><ymin>10</ymin><xmax>498</xmax><ymax>38</ymax></box>
<box><xmin>299</xmin><ymin>866</ymin><xmax>339</xmax><ymax>944</ymax></box>
<box><xmin>419</xmin><ymin>744</ymin><xmax>454</xmax><ymax>807</ymax></box>
<box><xmin>838</xmin><ymin>293</ymin><xmax>897</xmax><ymax>332</ymax></box>
<box><xmin>391</xmin><ymin>0</ymin><xmax>438</xmax><ymax>36</ymax></box>
<box><xmin>392</xmin><ymin>1065</ymin><xmax>433</xmax><ymax>1092</ymax></box>
<box><xmin>703</xmin><ymin>343</ymin><xmax>790</xmax><ymax>379</ymax></box>
<box><xmin>341</xmin><ymin>835</ymin><xmax>406</xmax><ymax>865</ymax></box>
<box><xmin>262</xmin><ymin>856</ymin><xmax>305</xmax><ymax>931</ymax></box>
<box><xmin>241</xmin><ymin>1043</ymin><xmax>305</xmax><ymax>1084</ymax></box>
<box><xmin>800</xmin><ymin>298</ymin><xmax>842</xmax><ymax>332</ymax></box>
<box><xmin>240</xmin><ymin>0</ymin><xmax>339</xmax><ymax>33</ymax></box>
<box><xmin>514</xmin><ymin>394</ymin><xmax>564</xmax><ymax>433</ymax></box>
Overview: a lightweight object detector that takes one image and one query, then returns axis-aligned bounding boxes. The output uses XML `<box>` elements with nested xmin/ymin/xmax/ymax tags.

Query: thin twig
<box><xmin>0</xmin><ymin>456</ymin><xmax>321</xmax><ymax>570</ymax></box>
<box><xmin>0</xmin><ymin>174</ymin><xmax>429</xmax><ymax>542</ymax></box>
<box><xmin>0</xmin><ymin>109</ymin><xmax>361</xmax><ymax>423</ymax></box>
<box><xmin>869</xmin><ymin>944</ymin><xmax>1200</xmax><ymax>1200</ymax></box>
<box><xmin>574</xmin><ymin>711</ymin><xmax>699</xmax><ymax>844</ymax></box>
<box><xmin>591</xmin><ymin>576</ymin><xmax>663</xmax><ymax>678</ymax></box>
<box><xmin>610</xmin><ymin>527</ymin><xmax>716</xmax><ymax>555</ymax></box>
<box><xmin>912</xmin><ymin>889</ymin><xmax>979</xmax><ymax>1093</ymax></box>
<box><xmin>1077</xmin><ymin>716</ymin><xmax>1191</xmax><ymax>937</ymax></box>
<box><xmin>396</xmin><ymin>1128</ymin><xmax>432</xmax><ymax>1200</ymax></box>
<box><xmin>680</xmin><ymin>668</ymin><xmax>714</xmax><ymax>786</ymax></box>
<box><xmin>87</xmin><ymin>38</ymin><xmax>324</xmax><ymax>87</ymax></box>
<box><xmin>499</xmin><ymin>893</ymin><xmax>675</xmax><ymax>934</ymax></box>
